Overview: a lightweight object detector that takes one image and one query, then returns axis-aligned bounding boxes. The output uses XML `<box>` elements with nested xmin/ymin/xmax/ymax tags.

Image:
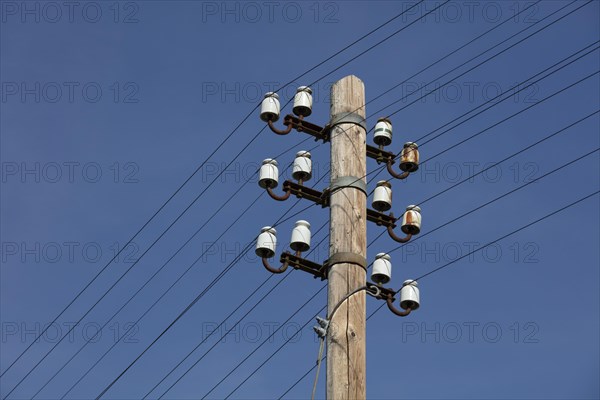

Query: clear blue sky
<box><xmin>1</xmin><ymin>1</ymin><xmax>599</xmax><ymax>399</ymax></box>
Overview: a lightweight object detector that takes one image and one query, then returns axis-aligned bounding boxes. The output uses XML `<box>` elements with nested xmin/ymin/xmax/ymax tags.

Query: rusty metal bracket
<box><xmin>366</xmin><ymin>144</ymin><xmax>396</xmax><ymax>165</ymax></box>
<box><xmin>282</xmin><ymin>180</ymin><xmax>329</xmax><ymax>208</ymax></box>
<box><xmin>365</xmin><ymin>282</ymin><xmax>412</xmax><ymax>316</ymax></box>
<box><xmin>282</xmin><ymin>114</ymin><xmax>329</xmax><ymax>142</ymax></box>
<box><xmin>324</xmin><ymin>252</ymin><xmax>367</xmax><ymax>273</ymax></box>
<box><xmin>281</xmin><ymin>251</ymin><xmax>327</xmax><ymax>280</ymax></box>
<box><xmin>367</xmin><ymin>208</ymin><xmax>397</xmax><ymax>228</ymax></box>
<box><xmin>366</xmin><ymin>282</ymin><xmax>396</xmax><ymax>301</ymax></box>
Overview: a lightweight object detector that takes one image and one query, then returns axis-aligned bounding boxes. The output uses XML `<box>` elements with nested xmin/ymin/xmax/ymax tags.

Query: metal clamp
<box><xmin>328</xmin><ymin>111</ymin><xmax>367</xmax><ymax>132</ymax></box>
<box><xmin>324</xmin><ymin>252</ymin><xmax>367</xmax><ymax>273</ymax></box>
<box><xmin>366</xmin><ymin>285</ymin><xmax>381</xmax><ymax>298</ymax></box>
<box><xmin>329</xmin><ymin>176</ymin><xmax>367</xmax><ymax>196</ymax></box>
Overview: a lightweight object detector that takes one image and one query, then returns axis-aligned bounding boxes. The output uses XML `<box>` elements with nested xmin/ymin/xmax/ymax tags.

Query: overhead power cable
<box><xmin>0</xmin><ymin>3</ymin><xmax>425</xmax><ymax>381</ymax></box>
<box><xmin>233</xmin><ymin>154</ymin><xmax>600</xmax><ymax>399</ymax></box>
<box><xmin>31</xmin><ymin>3</ymin><xmax>592</xmax><ymax>396</ymax></box>
<box><xmin>83</xmin><ymin>10</ymin><xmax>582</xmax><ymax>388</ymax></box>
<box><xmin>141</xmin><ymin>222</ymin><xmax>331</xmax><ymax>400</ymax></box>
<box><xmin>277</xmin><ymin>189</ymin><xmax>600</xmax><ymax>400</ymax></box>
<box><xmin>135</xmin><ymin>66</ymin><xmax>598</xmax><ymax>399</ymax></box>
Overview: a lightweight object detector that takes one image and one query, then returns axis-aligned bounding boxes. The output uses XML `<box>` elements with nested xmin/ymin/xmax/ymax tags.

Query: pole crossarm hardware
<box><xmin>315</xmin><ymin>282</ymin><xmax>413</xmax><ymax>339</ymax></box>
<box><xmin>267</xmin><ymin>112</ymin><xmax>416</xmax><ymax>183</ymax></box>
<box><xmin>366</xmin><ymin>144</ymin><xmax>396</xmax><ymax>164</ymax></box>
<box><xmin>365</xmin><ymin>282</ymin><xmax>413</xmax><ymax>317</ymax></box>
<box><xmin>256</xmin><ymin>80</ymin><xmax>424</xmax><ymax>398</ymax></box>
<box><xmin>268</xmin><ymin>114</ymin><xmax>331</xmax><ymax>142</ymax></box>
<box><xmin>261</xmin><ymin>251</ymin><xmax>327</xmax><ymax>280</ymax></box>
<box><xmin>266</xmin><ymin>180</ymin><xmax>329</xmax><ymax>206</ymax></box>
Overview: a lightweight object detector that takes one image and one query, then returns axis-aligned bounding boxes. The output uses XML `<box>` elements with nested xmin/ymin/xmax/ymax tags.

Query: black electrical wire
<box><xmin>155</xmin><ymin>67</ymin><xmax>599</xmax><ymax>396</ymax></box>
<box><xmin>277</xmin><ymin>1</ymin><xmax>425</xmax><ymax>92</ymax></box>
<box><xmin>202</xmin><ymin>145</ymin><xmax>600</xmax><ymax>398</ymax></box>
<box><xmin>88</xmin><ymin>200</ymin><xmax>317</xmax><ymax>400</ymax></box>
<box><xmin>363</xmin><ymin>0</ymin><xmax>542</xmax><ymax>114</ymax></box>
<box><xmin>141</xmin><ymin>222</ymin><xmax>330</xmax><ymax>400</ymax></box>
<box><xmin>364</xmin><ymin>42</ymin><xmax>600</xmax><ymax>185</ymax></box>
<box><xmin>45</xmin><ymin>12</ymin><xmax>579</xmax><ymax>396</ymax></box>
<box><xmin>337</xmin><ymin>43</ymin><xmax>600</xmax><ymax>208</ymax></box>
<box><xmin>306</xmin><ymin>0</ymin><xmax>594</xmax><ymax>197</ymax></box>
<box><xmin>232</xmin><ymin>154</ymin><xmax>600</xmax><ymax>399</ymax></box>
<box><xmin>46</xmin><ymin>3</ymin><xmax>592</xmax><ymax>397</ymax></box>
<box><xmin>152</xmin><ymin>226</ymin><xmax>332</xmax><ymax>400</ymax></box>
<box><xmin>368</xmin><ymin>0</ymin><xmax>585</xmax><ymax>118</ymax></box>
<box><xmin>303</xmin><ymin>1</ymin><xmax>448</xmax><ymax>88</ymax></box>
<box><xmin>55</xmin><ymin>164</ymin><xmax>330</xmax><ymax>399</ymax></box>
<box><xmin>71</xmin><ymin>6</ymin><xmax>474</xmax><ymax>398</ymax></box>
<box><xmin>278</xmin><ymin>189</ymin><xmax>600</xmax><ymax>399</ymax></box>
<box><xmin>0</xmin><ymin>3</ymin><xmax>426</xmax><ymax>381</ymax></box>
<box><xmin>141</xmin><ymin>71</ymin><xmax>599</xmax><ymax>399</ymax></box>
<box><xmin>88</xmin><ymin>181</ymin><xmax>328</xmax><ymax>400</ymax></box>
<box><xmin>33</xmin><ymin>144</ymin><xmax>319</xmax><ymax>398</ymax></box>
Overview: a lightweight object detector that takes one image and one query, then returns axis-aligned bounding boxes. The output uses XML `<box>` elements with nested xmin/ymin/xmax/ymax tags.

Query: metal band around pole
<box><xmin>329</xmin><ymin>176</ymin><xmax>367</xmax><ymax>196</ymax></box>
<box><xmin>329</xmin><ymin>111</ymin><xmax>367</xmax><ymax>132</ymax></box>
<box><xmin>324</xmin><ymin>252</ymin><xmax>367</xmax><ymax>274</ymax></box>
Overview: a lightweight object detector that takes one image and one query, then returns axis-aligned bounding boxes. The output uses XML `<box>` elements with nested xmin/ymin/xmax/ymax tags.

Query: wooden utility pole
<box><xmin>327</xmin><ymin>75</ymin><xmax>367</xmax><ymax>399</ymax></box>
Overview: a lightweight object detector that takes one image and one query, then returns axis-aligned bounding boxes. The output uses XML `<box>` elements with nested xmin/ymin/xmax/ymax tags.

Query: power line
<box><xmin>368</xmin><ymin>0</ymin><xmax>586</xmax><ymax>119</ymax></box>
<box><xmin>304</xmin><ymin>1</ymin><xmax>447</xmax><ymax>89</ymax></box>
<box><xmin>363</xmin><ymin>0</ymin><xmax>542</xmax><ymax>114</ymax></box>
<box><xmin>387</xmin><ymin>148</ymin><xmax>600</xmax><ymax>263</ymax></box>
<box><xmin>0</xmin><ymin>4</ymin><xmax>423</xmax><ymax>382</ymax></box>
<box><xmin>38</xmin><ymin>5</ymin><xmax>514</xmax><ymax>396</ymax></box>
<box><xmin>278</xmin><ymin>189</ymin><xmax>600</xmax><ymax>399</ymax></box>
<box><xmin>155</xmin><ymin>67</ymin><xmax>598</xmax><ymax>396</ymax></box>
<box><xmin>253</xmin><ymin>156</ymin><xmax>600</xmax><ymax>400</ymax></box>
<box><xmin>42</xmin><ymin>3</ymin><xmax>596</xmax><ymax>396</ymax></box>
<box><xmin>90</xmin><ymin>201</ymin><xmax>318</xmax><ymax>400</ymax></box>
<box><xmin>365</xmin><ymin>67</ymin><xmax>599</xmax><ymax>187</ymax></box>
<box><xmin>141</xmin><ymin>222</ymin><xmax>331</xmax><ymax>400</ymax></box>
<box><xmin>131</xmin><ymin>24</ymin><xmax>597</xmax><ymax>399</ymax></box>
<box><xmin>311</xmin><ymin>1</ymin><xmax>594</xmax><ymax>197</ymax></box>
<box><xmin>55</xmin><ymin>167</ymin><xmax>330</xmax><ymax>398</ymax></box>
<box><xmin>33</xmin><ymin>149</ymin><xmax>312</xmax><ymax>398</ymax></box>
<box><xmin>193</xmin><ymin>141</ymin><xmax>600</xmax><ymax>399</ymax></box>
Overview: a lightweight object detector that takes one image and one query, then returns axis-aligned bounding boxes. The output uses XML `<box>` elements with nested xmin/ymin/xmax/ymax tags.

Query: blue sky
<box><xmin>1</xmin><ymin>1</ymin><xmax>599</xmax><ymax>399</ymax></box>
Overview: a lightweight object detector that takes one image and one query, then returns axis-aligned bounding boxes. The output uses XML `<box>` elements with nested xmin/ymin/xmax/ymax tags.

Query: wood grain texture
<box><xmin>327</xmin><ymin>75</ymin><xmax>367</xmax><ymax>400</ymax></box>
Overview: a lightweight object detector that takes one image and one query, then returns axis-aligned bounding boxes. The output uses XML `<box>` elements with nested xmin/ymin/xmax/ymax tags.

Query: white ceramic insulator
<box><xmin>400</xmin><ymin>280</ymin><xmax>420</xmax><ymax>310</ymax></box>
<box><xmin>292</xmin><ymin>151</ymin><xmax>312</xmax><ymax>182</ymax></box>
<box><xmin>256</xmin><ymin>226</ymin><xmax>277</xmax><ymax>258</ymax></box>
<box><xmin>372</xmin><ymin>181</ymin><xmax>392</xmax><ymax>212</ymax></box>
<box><xmin>260</xmin><ymin>92</ymin><xmax>280</xmax><ymax>122</ymax></box>
<box><xmin>259</xmin><ymin>159</ymin><xmax>279</xmax><ymax>189</ymax></box>
<box><xmin>290</xmin><ymin>220</ymin><xmax>311</xmax><ymax>252</ymax></box>
<box><xmin>371</xmin><ymin>253</ymin><xmax>392</xmax><ymax>285</ymax></box>
<box><xmin>373</xmin><ymin>118</ymin><xmax>393</xmax><ymax>146</ymax></box>
<box><xmin>293</xmin><ymin>86</ymin><xmax>313</xmax><ymax>117</ymax></box>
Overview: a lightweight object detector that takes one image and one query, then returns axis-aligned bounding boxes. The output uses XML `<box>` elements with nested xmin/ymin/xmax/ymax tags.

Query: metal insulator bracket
<box><xmin>366</xmin><ymin>144</ymin><xmax>396</xmax><ymax>165</ymax></box>
<box><xmin>366</xmin><ymin>282</ymin><xmax>396</xmax><ymax>301</ymax></box>
<box><xmin>366</xmin><ymin>208</ymin><xmax>397</xmax><ymax>228</ymax></box>
<box><xmin>282</xmin><ymin>180</ymin><xmax>329</xmax><ymax>208</ymax></box>
<box><xmin>282</xmin><ymin>114</ymin><xmax>329</xmax><ymax>142</ymax></box>
<box><xmin>280</xmin><ymin>251</ymin><xmax>327</xmax><ymax>280</ymax></box>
